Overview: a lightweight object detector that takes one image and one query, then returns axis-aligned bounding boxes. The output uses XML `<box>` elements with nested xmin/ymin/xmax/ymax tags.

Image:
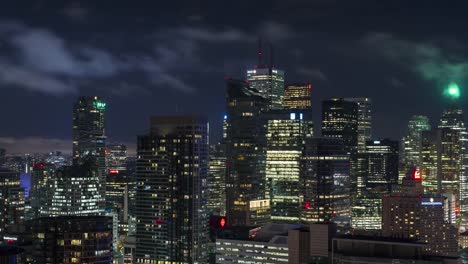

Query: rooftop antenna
<box><xmin>257</xmin><ymin>37</ymin><xmax>263</xmax><ymax>68</ymax></box>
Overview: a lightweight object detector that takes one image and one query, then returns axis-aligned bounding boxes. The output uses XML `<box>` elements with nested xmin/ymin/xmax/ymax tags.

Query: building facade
<box><xmin>265</xmin><ymin>110</ymin><xmax>313</xmax><ymax>223</ymax></box>
<box><xmin>382</xmin><ymin>169</ymin><xmax>458</xmax><ymax>256</ymax></box>
<box><xmin>246</xmin><ymin>68</ymin><xmax>285</xmax><ymax>110</ymax></box>
<box><xmin>0</xmin><ymin>169</ymin><xmax>24</xmax><ymax>236</ymax></box>
<box><xmin>30</xmin><ymin>163</ymin><xmax>55</xmax><ymax>218</ymax></box>
<box><xmin>283</xmin><ymin>83</ymin><xmax>312</xmax><ymax>110</ymax></box>
<box><xmin>225</xmin><ymin>79</ymin><xmax>269</xmax><ymax>226</ymax></box>
<box><xmin>321</xmin><ymin>99</ymin><xmax>358</xmax><ymax>196</ymax></box>
<box><xmin>300</xmin><ymin>138</ymin><xmax>351</xmax><ymax>226</ymax></box>
<box><xmin>400</xmin><ymin>115</ymin><xmax>431</xmax><ymax>182</ymax></box>
<box><xmin>208</xmin><ymin>143</ymin><xmax>227</xmax><ymax>216</ymax></box>
<box><xmin>72</xmin><ymin>96</ymin><xmax>107</xmax><ymax>213</ymax></box>
<box><xmin>344</xmin><ymin>98</ymin><xmax>372</xmax><ymax>154</ymax></box>
<box><xmin>135</xmin><ymin>116</ymin><xmax>209</xmax><ymax>263</ymax></box>
<box><xmin>31</xmin><ymin>216</ymin><xmax>113</xmax><ymax>263</ymax></box>
<box><xmin>47</xmin><ymin>161</ymin><xmax>102</xmax><ymax>217</ymax></box>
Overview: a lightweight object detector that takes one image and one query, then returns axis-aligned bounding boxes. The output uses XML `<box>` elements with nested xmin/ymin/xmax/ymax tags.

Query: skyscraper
<box><xmin>208</xmin><ymin>143</ymin><xmax>227</xmax><ymax>216</ymax></box>
<box><xmin>246</xmin><ymin>43</ymin><xmax>284</xmax><ymax>110</ymax></box>
<box><xmin>362</xmin><ymin>139</ymin><xmax>399</xmax><ymax>193</ymax></box>
<box><xmin>421</xmin><ymin>127</ymin><xmax>461</xmax><ymax>224</ymax></box>
<box><xmin>283</xmin><ymin>83</ymin><xmax>312</xmax><ymax>110</ymax></box>
<box><xmin>105</xmin><ymin>144</ymin><xmax>130</xmax><ymax>221</ymax></box>
<box><xmin>321</xmin><ymin>99</ymin><xmax>358</xmax><ymax>194</ymax></box>
<box><xmin>401</xmin><ymin>115</ymin><xmax>431</xmax><ymax>168</ymax></box>
<box><xmin>225</xmin><ymin>79</ymin><xmax>269</xmax><ymax>226</ymax></box>
<box><xmin>30</xmin><ymin>163</ymin><xmax>55</xmax><ymax>218</ymax></box>
<box><xmin>0</xmin><ymin>169</ymin><xmax>24</xmax><ymax>236</ymax></box>
<box><xmin>438</xmin><ymin>107</ymin><xmax>468</xmax><ymax>228</ymax></box>
<box><xmin>265</xmin><ymin>110</ymin><xmax>313</xmax><ymax>223</ymax></box>
<box><xmin>47</xmin><ymin>161</ymin><xmax>102</xmax><ymax>217</ymax></box>
<box><xmin>400</xmin><ymin>115</ymin><xmax>431</xmax><ymax>183</ymax></box>
<box><xmin>351</xmin><ymin>139</ymin><xmax>398</xmax><ymax>230</ymax></box>
<box><xmin>321</xmin><ymin>99</ymin><xmax>358</xmax><ymax>154</ymax></box>
<box><xmin>136</xmin><ymin>116</ymin><xmax>209</xmax><ymax>263</ymax></box>
<box><xmin>72</xmin><ymin>96</ymin><xmax>107</xmax><ymax>212</ymax></box>
<box><xmin>344</xmin><ymin>98</ymin><xmax>372</xmax><ymax>153</ymax></box>
<box><xmin>300</xmin><ymin>138</ymin><xmax>351</xmax><ymax>226</ymax></box>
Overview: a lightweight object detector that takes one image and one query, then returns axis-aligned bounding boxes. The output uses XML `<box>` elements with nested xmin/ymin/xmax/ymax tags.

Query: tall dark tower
<box><xmin>321</xmin><ymin>98</ymin><xmax>359</xmax><ymax>195</ymax></box>
<box><xmin>321</xmin><ymin>99</ymin><xmax>358</xmax><ymax>153</ymax></box>
<box><xmin>225</xmin><ymin>79</ymin><xmax>269</xmax><ymax>226</ymax></box>
<box><xmin>135</xmin><ymin>116</ymin><xmax>209</xmax><ymax>263</ymax></box>
<box><xmin>300</xmin><ymin>138</ymin><xmax>351</xmax><ymax>226</ymax></box>
<box><xmin>72</xmin><ymin>96</ymin><xmax>107</xmax><ymax>212</ymax></box>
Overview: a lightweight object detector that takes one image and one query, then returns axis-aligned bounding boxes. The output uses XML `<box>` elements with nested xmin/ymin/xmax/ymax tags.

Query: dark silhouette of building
<box><xmin>31</xmin><ymin>216</ymin><xmax>113</xmax><ymax>263</ymax></box>
<box><xmin>300</xmin><ymin>138</ymin><xmax>351</xmax><ymax>227</ymax></box>
<box><xmin>225</xmin><ymin>79</ymin><xmax>270</xmax><ymax>226</ymax></box>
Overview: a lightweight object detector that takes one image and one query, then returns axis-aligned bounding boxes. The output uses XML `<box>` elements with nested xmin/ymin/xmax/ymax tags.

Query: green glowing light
<box><xmin>444</xmin><ymin>83</ymin><xmax>461</xmax><ymax>99</ymax></box>
<box><xmin>94</xmin><ymin>101</ymin><xmax>106</xmax><ymax>110</ymax></box>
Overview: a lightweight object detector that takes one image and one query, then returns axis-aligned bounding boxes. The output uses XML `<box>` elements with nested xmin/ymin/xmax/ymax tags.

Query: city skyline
<box><xmin>1</xmin><ymin>1</ymin><xmax>468</xmax><ymax>154</ymax></box>
<box><xmin>1</xmin><ymin>2</ymin><xmax>468</xmax><ymax>263</ymax></box>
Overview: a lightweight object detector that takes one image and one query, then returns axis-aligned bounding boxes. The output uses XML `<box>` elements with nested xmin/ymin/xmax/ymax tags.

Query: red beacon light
<box><xmin>219</xmin><ymin>217</ymin><xmax>226</xmax><ymax>228</ymax></box>
<box><xmin>413</xmin><ymin>169</ymin><xmax>422</xmax><ymax>181</ymax></box>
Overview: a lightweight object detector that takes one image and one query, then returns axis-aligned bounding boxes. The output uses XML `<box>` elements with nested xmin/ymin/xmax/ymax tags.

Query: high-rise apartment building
<box><xmin>265</xmin><ymin>110</ymin><xmax>314</xmax><ymax>223</ymax></box>
<box><xmin>72</xmin><ymin>96</ymin><xmax>107</xmax><ymax>212</ymax></box>
<box><xmin>135</xmin><ymin>116</ymin><xmax>209</xmax><ymax>263</ymax></box>
<box><xmin>283</xmin><ymin>83</ymin><xmax>312</xmax><ymax>110</ymax></box>
<box><xmin>300</xmin><ymin>138</ymin><xmax>351</xmax><ymax>226</ymax></box>
<box><xmin>225</xmin><ymin>79</ymin><xmax>269</xmax><ymax>226</ymax></box>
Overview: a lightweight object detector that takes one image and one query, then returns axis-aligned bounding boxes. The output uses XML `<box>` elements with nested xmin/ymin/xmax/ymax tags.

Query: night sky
<box><xmin>0</xmin><ymin>0</ymin><xmax>467</xmax><ymax>154</ymax></box>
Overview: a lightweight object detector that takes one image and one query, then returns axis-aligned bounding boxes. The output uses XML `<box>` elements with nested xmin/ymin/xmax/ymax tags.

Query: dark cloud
<box><xmin>297</xmin><ymin>67</ymin><xmax>327</xmax><ymax>81</ymax></box>
<box><xmin>176</xmin><ymin>27</ymin><xmax>252</xmax><ymax>43</ymax></box>
<box><xmin>61</xmin><ymin>2</ymin><xmax>89</xmax><ymax>21</ymax></box>
<box><xmin>0</xmin><ymin>1</ymin><xmax>467</xmax><ymax>154</ymax></box>
<box><xmin>0</xmin><ymin>20</ymin><xmax>201</xmax><ymax>95</ymax></box>
<box><xmin>362</xmin><ymin>32</ymin><xmax>468</xmax><ymax>86</ymax></box>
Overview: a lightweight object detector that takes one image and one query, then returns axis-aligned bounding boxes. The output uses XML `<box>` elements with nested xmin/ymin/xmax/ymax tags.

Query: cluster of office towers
<box><xmin>132</xmin><ymin>50</ymin><xmax>468</xmax><ymax>262</ymax></box>
<box><xmin>1</xmin><ymin>49</ymin><xmax>467</xmax><ymax>263</ymax></box>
